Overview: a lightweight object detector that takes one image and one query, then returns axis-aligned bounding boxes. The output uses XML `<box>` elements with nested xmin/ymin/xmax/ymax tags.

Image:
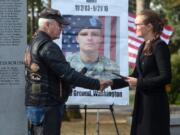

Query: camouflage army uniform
<box><xmin>67</xmin><ymin>53</ymin><xmax>120</xmax><ymax>80</ymax></box>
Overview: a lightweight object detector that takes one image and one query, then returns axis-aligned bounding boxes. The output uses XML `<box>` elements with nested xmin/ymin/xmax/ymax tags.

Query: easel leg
<box><xmin>84</xmin><ymin>105</ymin><xmax>87</xmax><ymax>135</ymax></box>
<box><xmin>96</xmin><ymin>109</ymin><xmax>100</xmax><ymax>135</ymax></box>
<box><xmin>110</xmin><ymin>105</ymin><xmax>120</xmax><ymax>135</ymax></box>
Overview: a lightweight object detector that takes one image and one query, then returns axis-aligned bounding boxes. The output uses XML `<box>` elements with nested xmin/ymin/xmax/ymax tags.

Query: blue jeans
<box><xmin>26</xmin><ymin>104</ymin><xmax>65</xmax><ymax>135</ymax></box>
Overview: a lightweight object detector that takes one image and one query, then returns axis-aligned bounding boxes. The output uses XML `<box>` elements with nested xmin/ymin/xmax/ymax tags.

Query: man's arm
<box><xmin>39</xmin><ymin>42</ymin><xmax>112</xmax><ymax>90</ymax></box>
<box><xmin>99</xmin><ymin>80</ymin><xmax>113</xmax><ymax>91</ymax></box>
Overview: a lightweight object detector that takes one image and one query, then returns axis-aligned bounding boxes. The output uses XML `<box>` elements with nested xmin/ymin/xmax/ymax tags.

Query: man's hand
<box><xmin>99</xmin><ymin>80</ymin><xmax>113</xmax><ymax>91</ymax></box>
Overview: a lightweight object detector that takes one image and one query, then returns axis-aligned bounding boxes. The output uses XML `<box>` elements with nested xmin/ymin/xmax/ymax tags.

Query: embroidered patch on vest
<box><xmin>32</xmin><ymin>84</ymin><xmax>41</xmax><ymax>93</ymax></box>
<box><xmin>30</xmin><ymin>63</ymin><xmax>40</xmax><ymax>72</ymax></box>
<box><xmin>30</xmin><ymin>73</ymin><xmax>41</xmax><ymax>81</ymax></box>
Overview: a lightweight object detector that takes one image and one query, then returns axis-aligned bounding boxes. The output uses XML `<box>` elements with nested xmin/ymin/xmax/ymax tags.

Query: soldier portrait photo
<box><xmin>62</xmin><ymin>15</ymin><xmax>120</xmax><ymax>80</ymax></box>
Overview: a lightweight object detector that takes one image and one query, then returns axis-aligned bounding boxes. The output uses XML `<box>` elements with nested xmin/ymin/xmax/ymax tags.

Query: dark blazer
<box><xmin>112</xmin><ymin>38</ymin><xmax>171</xmax><ymax>135</ymax></box>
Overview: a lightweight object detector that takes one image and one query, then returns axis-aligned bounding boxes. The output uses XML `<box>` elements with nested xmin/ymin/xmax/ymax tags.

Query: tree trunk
<box><xmin>31</xmin><ymin>0</ymin><xmax>35</xmax><ymax>35</ymax></box>
<box><xmin>48</xmin><ymin>0</ymin><xmax>51</xmax><ymax>8</ymax></box>
<box><xmin>136</xmin><ymin>0</ymin><xmax>151</xmax><ymax>13</ymax></box>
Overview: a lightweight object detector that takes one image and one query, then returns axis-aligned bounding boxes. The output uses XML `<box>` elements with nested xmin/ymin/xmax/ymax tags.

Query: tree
<box><xmin>27</xmin><ymin>0</ymin><xmax>35</xmax><ymax>42</ymax></box>
<box><xmin>136</xmin><ymin>0</ymin><xmax>151</xmax><ymax>13</ymax></box>
<box><xmin>168</xmin><ymin>52</ymin><xmax>180</xmax><ymax>104</ymax></box>
<box><xmin>150</xmin><ymin>0</ymin><xmax>180</xmax><ymax>104</ymax></box>
<box><xmin>48</xmin><ymin>0</ymin><xmax>51</xmax><ymax>8</ymax></box>
<box><xmin>27</xmin><ymin>0</ymin><xmax>45</xmax><ymax>43</ymax></box>
<box><xmin>151</xmin><ymin>0</ymin><xmax>180</xmax><ymax>53</ymax></box>
<box><xmin>129</xmin><ymin>0</ymin><xmax>136</xmax><ymax>13</ymax></box>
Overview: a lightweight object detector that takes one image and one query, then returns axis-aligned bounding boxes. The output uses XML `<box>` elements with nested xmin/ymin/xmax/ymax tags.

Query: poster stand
<box><xmin>82</xmin><ymin>105</ymin><xmax>120</xmax><ymax>135</ymax></box>
<box><xmin>66</xmin><ymin>105</ymin><xmax>120</xmax><ymax>135</ymax></box>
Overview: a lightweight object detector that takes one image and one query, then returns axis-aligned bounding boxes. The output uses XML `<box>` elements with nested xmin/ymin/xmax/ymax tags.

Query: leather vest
<box><xmin>25</xmin><ymin>37</ymin><xmax>70</xmax><ymax>106</ymax></box>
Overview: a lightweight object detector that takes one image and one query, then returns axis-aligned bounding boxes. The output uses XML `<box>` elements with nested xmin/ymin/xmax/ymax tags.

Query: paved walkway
<box><xmin>114</xmin><ymin>105</ymin><xmax>180</xmax><ymax>114</ymax></box>
<box><xmin>80</xmin><ymin>105</ymin><xmax>180</xmax><ymax>115</ymax></box>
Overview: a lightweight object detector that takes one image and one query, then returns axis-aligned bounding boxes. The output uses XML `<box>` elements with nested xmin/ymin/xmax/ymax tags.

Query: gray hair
<box><xmin>38</xmin><ymin>18</ymin><xmax>54</xmax><ymax>28</ymax></box>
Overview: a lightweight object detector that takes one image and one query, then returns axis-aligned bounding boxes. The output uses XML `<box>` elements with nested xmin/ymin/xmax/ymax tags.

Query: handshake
<box><xmin>99</xmin><ymin>80</ymin><xmax>113</xmax><ymax>91</ymax></box>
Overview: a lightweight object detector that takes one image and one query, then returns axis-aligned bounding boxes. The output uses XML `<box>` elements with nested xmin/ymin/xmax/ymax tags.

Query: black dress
<box><xmin>112</xmin><ymin>38</ymin><xmax>171</xmax><ymax>135</ymax></box>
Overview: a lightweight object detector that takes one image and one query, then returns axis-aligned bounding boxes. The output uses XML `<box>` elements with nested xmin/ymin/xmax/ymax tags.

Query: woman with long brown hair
<box><xmin>112</xmin><ymin>9</ymin><xmax>171</xmax><ymax>135</ymax></box>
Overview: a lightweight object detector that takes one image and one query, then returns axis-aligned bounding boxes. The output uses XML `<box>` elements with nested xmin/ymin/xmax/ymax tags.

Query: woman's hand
<box><xmin>125</xmin><ymin>77</ymin><xmax>137</xmax><ymax>89</ymax></box>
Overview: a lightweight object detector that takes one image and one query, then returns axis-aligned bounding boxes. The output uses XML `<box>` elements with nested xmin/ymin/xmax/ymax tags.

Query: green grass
<box><xmin>175</xmin><ymin>93</ymin><xmax>180</xmax><ymax>105</ymax></box>
<box><xmin>129</xmin><ymin>91</ymin><xmax>135</xmax><ymax>106</ymax></box>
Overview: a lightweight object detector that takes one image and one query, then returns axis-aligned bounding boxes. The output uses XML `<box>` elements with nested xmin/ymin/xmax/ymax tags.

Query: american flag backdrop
<box><xmin>62</xmin><ymin>14</ymin><xmax>173</xmax><ymax>68</ymax></box>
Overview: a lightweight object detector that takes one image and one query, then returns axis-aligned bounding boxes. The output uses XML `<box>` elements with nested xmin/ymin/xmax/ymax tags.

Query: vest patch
<box><xmin>32</xmin><ymin>84</ymin><xmax>41</xmax><ymax>93</ymax></box>
<box><xmin>30</xmin><ymin>73</ymin><xmax>41</xmax><ymax>81</ymax></box>
<box><xmin>30</xmin><ymin>63</ymin><xmax>40</xmax><ymax>72</ymax></box>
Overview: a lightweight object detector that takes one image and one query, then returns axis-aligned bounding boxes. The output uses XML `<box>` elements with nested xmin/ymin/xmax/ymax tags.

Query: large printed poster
<box><xmin>52</xmin><ymin>0</ymin><xmax>129</xmax><ymax>105</ymax></box>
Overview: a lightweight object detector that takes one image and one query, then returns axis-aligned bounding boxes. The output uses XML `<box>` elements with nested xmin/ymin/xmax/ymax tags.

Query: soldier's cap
<box><xmin>39</xmin><ymin>8</ymin><xmax>69</xmax><ymax>25</ymax></box>
<box><xmin>75</xmin><ymin>16</ymin><xmax>102</xmax><ymax>33</ymax></box>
